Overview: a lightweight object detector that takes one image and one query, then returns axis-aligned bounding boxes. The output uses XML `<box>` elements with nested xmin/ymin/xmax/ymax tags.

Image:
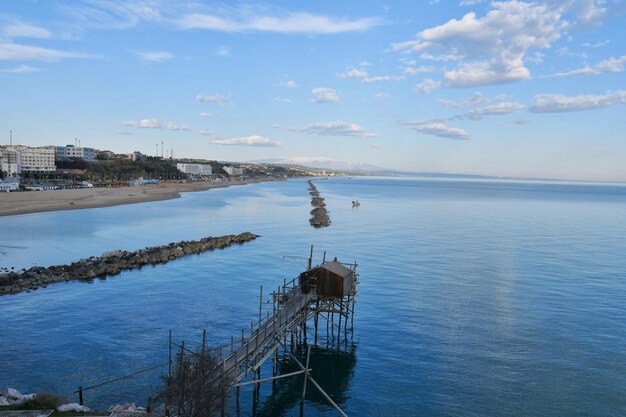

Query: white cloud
<box><xmin>0</xmin><ymin>41</ymin><xmax>92</xmax><ymax>61</ymax></box>
<box><xmin>196</xmin><ymin>93</ymin><xmax>229</xmax><ymax>106</ymax></box>
<box><xmin>198</xmin><ymin>112</ymin><xmax>216</xmax><ymax>117</ymax></box>
<box><xmin>515</xmin><ymin>119</ymin><xmax>531</xmax><ymax>125</ymax></box>
<box><xmin>401</xmin><ymin>120</ymin><xmax>470</xmax><ymax>140</ymax></box>
<box><xmin>3</xmin><ymin>23</ymin><xmax>52</xmax><ymax>39</ymax></box>
<box><xmin>216</xmin><ymin>45</ymin><xmax>233</xmax><ymax>57</ymax></box>
<box><xmin>445</xmin><ymin>61</ymin><xmax>530</xmax><ymax>87</ymax></box>
<box><xmin>137</xmin><ymin>51</ymin><xmax>174</xmax><ymax>62</ymax></box>
<box><xmin>553</xmin><ymin>56</ymin><xmax>626</xmax><ymax>77</ymax></box>
<box><xmin>276</xmin><ymin>79</ymin><xmax>297</xmax><ymax>88</ymax></box>
<box><xmin>273</xmin><ymin>97</ymin><xmax>291</xmax><ymax>103</ymax></box>
<box><xmin>460</xmin><ymin>0</ymin><xmax>486</xmax><ymax>5</ymax></box>
<box><xmin>212</xmin><ymin>135</ymin><xmax>281</xmax><ymax>146</ymax></box>
<box><xmin>121</xmin><ymin>118</ymin><xmax>188</xmax><ymax>130</ymax></box>
<box><xmin>403</xmin><ymin>65</ymin><xmax>436</xmax><ymax>75</ymax></box>
<box><xmin>121</xmin><ymin>118</ymin><xmax>161</xmax><ymax>128</ymax></box>
<box><xmin>530</xmin><ymin>90</ymin><xmax>626</xmax><ymax>113</ymax></box>
<box><xmin>552</xmin><ymin>67</ymin><xmax>596</xmax><ymax>77</ymax></box>
<box><xmin>389</xmin><ymin>40</ymin><xmax>428</xmax><ymax>52</ymax></box>
<box><xmin>467</xmin><ymin>102</ymin><xmax>525</xmax><ymax>119</ymax></box>
<box><xmin>364</xmin><ymin>75</ymin><xmax>404</xmax><ymax>83</ymax></box>
<box><xmin>527</xmin><ymin>51</ymin><xmax>545</xmax><ymax>63</ymax></box>
<box><xmin>359</xmin><ymin>61</ymin><xmax>371</xmax><ymax>67</ymax></box>
<box><xmin>60</xmin><ymin>1</ymin><xmax>162</xmax><ymax>30</ymax></box>
<box><xmin>438</xmin><ymin>92</ymin><xmax>488</xmax><ymax>108</ymax></box>
<box><xmin>373</xmin><ymin>92</ymin><xmax>390</xmax><ymax>100</ymax></box>
<box><xmin>392</xmin><ymin>2</ymin><xmax>566</xmax><ymax>87</ymax></box>
<box><xmin>560</xmin><ymin>0</ymin><xmax>607</xmax><ymax>28</ymax></box>
<box><xmin>176</xmin><ymin>9</ymin><xmax>381</xmax><ymax>34</ymax></box>
<box><xmin>312</xmin><ymin>87</ymin><xmax>339</xmax><ymax>103</ymax></box>
<box><xmin>338</xmin><ymin>68</ymin><xmax>368</xmax><ymax>79</ymax></box>
<box><xmin>415</xmin><ymin>79</ymin><xmax>441</xmax><ymax>93</ymax></box>
<box><xmin>419</xmin><ymin>53</ymin><xmax>463</xmax><ymax>62</ymax></box>
<box><xmin>338</xmin><ymin>68</ymin><xmax>403</xmax><ymax>83</ymax></box>
<box><xmin>363</xmin><ymin>75</ymin><xmax>389</xmax><ymax>83</ymax></box>
<box><xmin>595</xmin><ymin>56</ymin><xmax>626</xmax><ymax>72</ymax></box>
<box><xmin>0</xmin><ymin>64</ymin><xmax>41</xmax><ymax>73</ymax></box>
<box><xmin>290</xmin><ymin>120</ymin><xmax>377</xmax><ymax>138</ymax></box>
<box><xmin>61</xmin><ymin>2</ymin><xmax>381</xmax><ymax>35</ymax></box>
<box><xmin>197</xmin><ymin>129</ymin><xmax>211</xmax><ymax>136</ymax></box>
<box><xmin>163</xmin><ymin>121</ymin><xmax>189</xmax><ymax>131</ymax></box>
<box><xmin>582</xmin><ymin>40</ymin><xmax>610</xmax><ymax>48</ymax></box>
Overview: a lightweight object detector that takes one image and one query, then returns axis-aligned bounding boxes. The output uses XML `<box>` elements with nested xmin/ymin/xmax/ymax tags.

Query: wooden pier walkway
<box><xmin>219</xmin><ymin>278</ymin><xmax>315</xmax><ymax>384</ymax></box>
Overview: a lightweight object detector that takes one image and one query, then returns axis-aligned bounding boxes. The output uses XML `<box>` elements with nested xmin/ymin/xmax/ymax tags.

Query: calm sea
<box><xmin>1</xmin><ymin>177</ymin><xmax>625</xmax><ymax>416</ymax></box>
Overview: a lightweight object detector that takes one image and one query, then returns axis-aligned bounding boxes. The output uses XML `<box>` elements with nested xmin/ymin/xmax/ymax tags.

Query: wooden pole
<box><xmin>337</xmin><ymin>300</ymin><xmax>343</xmax><ymax>340</ymax></box>
<box><xmin>202</xmin><ymin>329</ymin><xmax>207</xmax><ymax>357</ymax></box>
<box><xmin>178</xmin><ymin>341</ymin><xmax>185</xmax><ymax>417</ymax></box>
<box><xmin>344</xmin><ymin>295</ymin><xmax>351</xmax><ymax>330</ymax></box>
<box><xmin>314</xmin><ymin>299</ymin><xmax>319</xmax><ymax>344</ymax></box>
<box><xmin>259</xmin><ymin>285</ymin><xmax>263</xmax><ymax>325</ymax></box>
<box><xmin>300</xmin><ymin>345</ymin><xmax>312</xmax><ymax>414</ymax></box>
<box><xmin>167</xmin><ymin>330</ymin><xmax>172</xmax><ymax>417</ymax></box>
<box><xmin>308</xmin><ymin>245</ymin><xmax>313</xmax><ymax>270</ymax></box>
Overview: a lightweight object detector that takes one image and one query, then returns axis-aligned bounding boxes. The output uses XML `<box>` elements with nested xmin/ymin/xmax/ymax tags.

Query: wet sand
<box><xmin>0</xmin><ymin>178</ymin><xmax>278</xmax><ymax>217</ymax></box>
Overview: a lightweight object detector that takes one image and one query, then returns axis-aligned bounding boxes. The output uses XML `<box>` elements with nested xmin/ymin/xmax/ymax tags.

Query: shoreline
<box><xmin>0</xmin><ymin>177</ymin><xmax>283</xmax><ymax>217</ymax></box>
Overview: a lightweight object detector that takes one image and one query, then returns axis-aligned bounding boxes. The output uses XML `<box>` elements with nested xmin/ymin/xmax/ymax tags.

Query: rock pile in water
<box><xmin>308</xmin><ymin>180</ymin><xmax>330</xmax><ymax>228</ymax></box>
<box><xmin>0</xmin><ymin>232</ymin><xmax>258</xmax><ymax>296</ymax></box>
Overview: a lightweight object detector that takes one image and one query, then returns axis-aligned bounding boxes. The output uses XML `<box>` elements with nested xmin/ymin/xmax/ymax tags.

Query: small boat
<box><xmin>352</xmin><ymin>200</ymin><xmax>360</xmax><ymax>207</ymax></box>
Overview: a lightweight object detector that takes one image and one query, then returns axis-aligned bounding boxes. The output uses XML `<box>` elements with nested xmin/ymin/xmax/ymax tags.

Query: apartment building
<box><xmin>55</xmin><ymin>145</ymin><xmax>96</xmax><ymax>162</ymax></box>
<box><xmin>176</xmin><ymin>163</ymin><xmax>213</xmax><ymax>176</ymax></box>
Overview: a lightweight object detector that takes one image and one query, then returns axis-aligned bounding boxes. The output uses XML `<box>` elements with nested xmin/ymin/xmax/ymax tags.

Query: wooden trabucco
<box><xmin>299</xmin><ymin>259</ymin><xmax>355</xmax><ymax>298</ymax></box>
<box><xmin>168</xmin><ymin>254</ymin><xmax>358</xmax><ymax>417</ymax></box>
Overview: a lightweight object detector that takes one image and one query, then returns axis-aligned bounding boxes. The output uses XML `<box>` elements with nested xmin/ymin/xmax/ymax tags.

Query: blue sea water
<box><xmin>1</xmin><ymin>176</ymin><xmax>626</xmax><ymax>416</ymax></box>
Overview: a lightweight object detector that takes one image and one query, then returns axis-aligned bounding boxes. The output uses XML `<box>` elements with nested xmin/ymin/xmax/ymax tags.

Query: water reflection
<box><xmin>252</xmin><ymin>342</ymin><xmax>357</xmax><ymax>417</ymax></box>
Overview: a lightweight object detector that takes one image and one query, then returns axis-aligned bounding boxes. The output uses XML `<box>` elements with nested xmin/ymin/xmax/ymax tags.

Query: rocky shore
<box><xmin>308</xmin><ymin>180</ymin><xmax>330</xmax><ymax>228</ymax></box>
<box><xmin>0</xmin><ymin>232</ymin><xmax>258</xmax><ymax>295</ymax></box>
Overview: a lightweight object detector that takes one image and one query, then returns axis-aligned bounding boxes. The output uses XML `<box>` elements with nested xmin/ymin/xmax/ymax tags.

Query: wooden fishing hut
<box><xmin>299</xmin><ymin>257</ymin><xmax>358</xmax><ymax>344</ymax></box>
<box><xmin>299</xmin><ymin>259</ymin><xmax>355</xmax><ymax>297</ymax></box>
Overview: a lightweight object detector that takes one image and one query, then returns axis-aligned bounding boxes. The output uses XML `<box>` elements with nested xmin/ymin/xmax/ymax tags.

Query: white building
<box><xmin>223</xmin><ymin>165</ymin><xmax>244</xmax><ymax>176</ymax></box>
<box><xmin>8</xmin><ymin>146</ymin><xmax>56</xmax><ymax>173</ymax></box>
<box><xmin>127</xmin><ymin>151</ymin><xmax>146</xmax><ymax>161</ymax></box>
<box><xmin>0</xmin><ymin>177</ymin><xmax>20</xmax><ymax>192</ymax></box>
<box><xmin>55</xmin><ymin>145</ymin><xmax>96</xmax><ymax>162</ymax></box>
<box><xmin>176</xmin><ymin>163</ymin><xmax>213</xmax><ymax>176</ymax></box>
<box><xmin>0</xmin><ymin>147</ymin><xmax>21</xmax><ymax>176</ymax></box>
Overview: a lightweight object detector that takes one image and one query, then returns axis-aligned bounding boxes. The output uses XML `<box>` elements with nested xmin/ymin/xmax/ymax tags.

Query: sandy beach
<box><xmin>0</xmin><ymin>178</ymin><xmax>278</xmax><ymax>217</ymax></box>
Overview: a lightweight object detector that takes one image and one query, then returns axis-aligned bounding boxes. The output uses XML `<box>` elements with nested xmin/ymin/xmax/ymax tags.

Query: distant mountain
<box><xmin>251</xmin><ymin>157</ymin><xmax>577</xmax><ymax>182</ymax></box>
<box><xmin>252</xmin><ymin>157</ymin><xmax>385</xmax><ymax>172</ymax></box>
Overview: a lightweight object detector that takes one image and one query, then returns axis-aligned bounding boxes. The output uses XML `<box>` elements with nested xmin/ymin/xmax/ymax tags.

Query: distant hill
<box><xmin>252</xmin><ymin>157</ymin><xmax>384</xmax><ymax>173</ymax></box>
<box><xmin>251</xmin><ymin>157</ymin><xmax>584</xmax><ymax>183</ymax></box>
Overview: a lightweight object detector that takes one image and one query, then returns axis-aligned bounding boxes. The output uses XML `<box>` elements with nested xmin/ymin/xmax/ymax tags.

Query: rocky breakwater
<box><xmin>0</xmin><ymin>232</ymin><xmax>258</xmax><ymax>296</ymax></box>
<box><xmin>308</xmin><ymin>180</ymin><xmax>330</xmax><ymax>228</ymax></box>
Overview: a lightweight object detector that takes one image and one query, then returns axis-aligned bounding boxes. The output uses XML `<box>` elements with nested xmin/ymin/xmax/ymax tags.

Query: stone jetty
<box><xmin>308</xmin><ymin>180</ymin><xmax>330</xmax><ymax>228</ymax></box>
<box><xmin>0</xmin><ymin>232</ymin><xmax>258</xmax><ymax>296</ymax></box>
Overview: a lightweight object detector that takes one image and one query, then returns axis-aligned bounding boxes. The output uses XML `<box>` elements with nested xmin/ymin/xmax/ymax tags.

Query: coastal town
<box><xmin>0</xmin><ymin>142</ymin><xmax>339</xmax><ymax>194</ymax></box>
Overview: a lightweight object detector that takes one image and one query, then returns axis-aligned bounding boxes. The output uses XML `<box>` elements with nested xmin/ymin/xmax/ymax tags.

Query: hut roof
<box><xmin>319</xmin><ymin>261</ymin><xmax>352</xmax><ymax>277</ymax></box>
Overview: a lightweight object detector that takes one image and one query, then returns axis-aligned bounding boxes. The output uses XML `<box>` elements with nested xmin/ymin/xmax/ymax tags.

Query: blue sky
<box><xmin>0</xmin><ymin>0</ymin><xmax>624</xmax><ymax>181</ymax></box>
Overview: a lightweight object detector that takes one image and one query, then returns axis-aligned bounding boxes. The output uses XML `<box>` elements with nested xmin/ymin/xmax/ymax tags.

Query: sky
<box><xmin>0</xmin><ymin>0</ymin><xmax>624</xmax><ymax>182</ymax></box>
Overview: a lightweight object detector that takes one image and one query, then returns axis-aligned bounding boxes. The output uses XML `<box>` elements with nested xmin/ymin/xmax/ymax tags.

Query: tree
<box><xmin>157</xmin><ymin>346</ymin><xmax>230</xmax><ymax>417</ymax></box>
